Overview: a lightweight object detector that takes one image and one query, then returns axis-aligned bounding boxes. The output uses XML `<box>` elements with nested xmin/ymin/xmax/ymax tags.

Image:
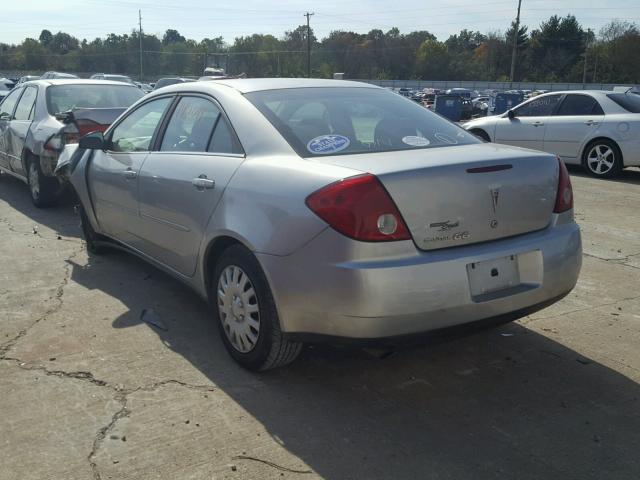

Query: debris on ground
<box><xmin>140</xmin><ymin>308</ymin><xmax>168</xmax><ymax>331</ymax></box>
<box><xmin>500</xmin><ymin>333</ymin><xmax>514</xmax><ymax>337</ymax></box>
<box><xmin>576</xmin><ymin>357</ymin><xmax>591</xmax><ymax>365</ymax></box>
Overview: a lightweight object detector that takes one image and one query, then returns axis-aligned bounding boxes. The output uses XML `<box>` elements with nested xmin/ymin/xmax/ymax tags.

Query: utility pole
<box><xmin>582</xmin><ymin>49</ymin><xmax>588</xmax><ymax>86</ymax></box>
<box><xmin>509</xmin><ymin>0</ymin><xmax>522</xmax><ymax>86</ymax></box>
<box><xmin>304</xmin><ymin>12</ymin><xmax>314</xmax><ymax>78</ymax></box>
<box><xmin>138</xmin><ymin>10</ymin><xmax>143</xmax><ymax>82</ymax></box>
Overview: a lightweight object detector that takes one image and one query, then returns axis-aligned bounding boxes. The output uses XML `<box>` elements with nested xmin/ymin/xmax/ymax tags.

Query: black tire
<box><xmin>79</xmin><ymin>205</ymin><xmax>108</xmax><ymax>254</ymax></box>
<box><xmin>582</xmin><ymin>139</ymin><xmax>623</xmax><ymax>178</ymax></box>
<box><xmin>470</xmin><ymin>129</ymin><xmax>491</xmax><ymax>142</ymax></box>
<box><xmin>211</xmin><ymin>244</ymin><xmax>302</xmax><ymax>371</ymax></box>
<box><xmin>27</xmin><ymin>157</ymin><xmax>59</xmax><ymax>208</ymax></box>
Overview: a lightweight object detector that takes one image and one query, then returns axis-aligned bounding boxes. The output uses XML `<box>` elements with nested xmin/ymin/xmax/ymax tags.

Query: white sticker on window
<box><xmin>402</xmin><ymin>136</ymin><xmax>430</xmax><ymax>147</ymax></box>
<box><xmin>307</xmin><ymin>135</ymin><xmax>350</xmax><ymax>154</ymax></box>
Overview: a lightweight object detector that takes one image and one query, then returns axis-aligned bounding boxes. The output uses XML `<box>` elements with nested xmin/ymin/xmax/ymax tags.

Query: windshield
<box><xmin>607</xmin><ymin>93</ymin><xmax>640</xmax><ymax>113</ymax></box>
<box><xmin>246</xmin><ymin>87</ymin><xmax>479</xmax><ymax>158</ymax></box>
<box><xmin>46</xmin><ymin>84</ymin><xmax>144</xmax><ymax>114</ymax></box>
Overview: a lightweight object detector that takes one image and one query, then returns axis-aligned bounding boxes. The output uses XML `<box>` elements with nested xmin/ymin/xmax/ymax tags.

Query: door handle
<box><xmin>192</xmin><ymin>175</ymin><xmax>215</xmax><ymax>190</ymax></box>
<box><xmin>584</xmin><ymin>120</ymin><xmax>598</xmax><ymax>126</ymax></box>
<box><xmin>532</xmin><ymin>122</ymin><xmax>544</xmax><ymax>127</ymax></box>
<box><xmin>123</xmin><ymin>168</ymin><xmax>137</xmax><ymax>179</ymax></box>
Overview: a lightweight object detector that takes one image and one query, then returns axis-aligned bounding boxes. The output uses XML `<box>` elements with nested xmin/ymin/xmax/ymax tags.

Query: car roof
<box><xmin>26</xmin><ymin>79</ymin><xmax>141</xmax><ymax>87</ymax></box>
<box><xmin>538</xmin><ymin>90</ymin><xmax>615</xmax><ymax>97</ymax></box>
<box><xmin>163</xmin><ymin>78</ymin><xmax>381</xmax><ymax>94</ymax></box>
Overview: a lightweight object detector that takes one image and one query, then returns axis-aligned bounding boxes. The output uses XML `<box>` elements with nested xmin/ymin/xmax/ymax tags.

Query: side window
<box><xmin>160</xmin><ymin>96</ymin><xmax>219</xmax><ymax>152</ymax></box>
<box><xmin>514</xmin><ymin>94</ymin><xmax>562</xmax><ymax>117</ymax></box>
<box><xmin>0</xmin><ymin>89</ymin><xmax>23</xmax><ymax>119</ymax></box>
<box><xmin>110</xmin><ymin>97</ymin><xmax>171</xmax><ymax>152</ymax></box>
<box><xmin>208</xmin><ymin>116</ymin><xmax>243</xmax><ymax>154</ymax></box>
<box><xmin>555</xmin><ymin>95</ymin><xmax>603</xmax><ymax>116</ymax></box>
<box><xmin>14</xmin><ymin>87</ymin><xmax>37</xmax><ymax>121</ymax></box>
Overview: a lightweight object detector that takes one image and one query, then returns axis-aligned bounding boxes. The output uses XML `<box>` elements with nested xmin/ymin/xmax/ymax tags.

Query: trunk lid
<box><xmin>313</xmin><ymin>143</ymin><xmax>559</xmax><ymax>250</ymax></box>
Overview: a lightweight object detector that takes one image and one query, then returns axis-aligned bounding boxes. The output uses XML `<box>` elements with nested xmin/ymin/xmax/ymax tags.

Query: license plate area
<box><xmin>467</xmin><ymin>254</ymin><xmax>521</xmax><ymax>301</ymax></box>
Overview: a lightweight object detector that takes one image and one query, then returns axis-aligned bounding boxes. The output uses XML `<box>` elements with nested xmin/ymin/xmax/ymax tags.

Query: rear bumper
<box><xmin>257</xmin><ymin>216</ymin><xmax>582</xmax><ymax>339</ymax></box>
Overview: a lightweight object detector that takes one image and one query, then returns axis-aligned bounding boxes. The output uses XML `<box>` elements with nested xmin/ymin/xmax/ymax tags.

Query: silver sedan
<box><xmin>464</xmin><ymin>90</ymin><xmax>640</xmax><ymax>178</ymax></box>
<box><xmin>70</xmin><ymin>79</ymin><xmax>582</xmax><ymax>370</ymax></box>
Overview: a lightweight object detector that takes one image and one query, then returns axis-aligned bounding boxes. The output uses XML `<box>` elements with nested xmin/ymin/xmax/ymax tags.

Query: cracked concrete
<box><xmin>1</xmin><ymin>169</ymin><xmax>640</xmax><ymax>479</ymax></box>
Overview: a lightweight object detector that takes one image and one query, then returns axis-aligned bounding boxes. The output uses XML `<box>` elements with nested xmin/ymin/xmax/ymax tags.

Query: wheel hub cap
<box><xmin>587</xmin><ymin>145</ymin><xmax>614</xmax><ymax>175</ymax></box>
<box><xmin>217</xmin><ymin>265</ymin><xmax>260</xmax><ymax>353</ymax></box>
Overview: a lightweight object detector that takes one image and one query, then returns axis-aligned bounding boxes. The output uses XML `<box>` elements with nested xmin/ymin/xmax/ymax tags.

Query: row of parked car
<box><xmin>0</xmin><ymin>71</ymin><xmax>232</xmax><ymax>102</ymax></box>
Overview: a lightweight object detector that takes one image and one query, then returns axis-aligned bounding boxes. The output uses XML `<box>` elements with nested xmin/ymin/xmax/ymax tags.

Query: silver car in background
<box><xmin>70</xmin><ymin>79</ymin><xmax>581</xmax><ymax>370</ymax></box>
<box><xmin>0</xmin><ymin>79</ymin><xmax>144</xmax><ymax>206</ymax></box>
<box><xmin>464</xmin><ymin>90</ymin><xmax>640</xmax><ymax>178</ymax></box>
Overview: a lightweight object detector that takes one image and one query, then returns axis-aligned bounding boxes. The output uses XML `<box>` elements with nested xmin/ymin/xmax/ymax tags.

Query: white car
<box><xmin>464</xmin><ymin>91</ymin><xmax>640</xmax><ymax>178</ymax></box>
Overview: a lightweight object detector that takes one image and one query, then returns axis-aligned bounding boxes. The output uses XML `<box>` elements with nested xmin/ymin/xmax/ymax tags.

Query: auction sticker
<box><xmin>307</xmin><ymin>135</ymin><xmax>350</xmax><ymax>154</ymax></box>
<box><xmin>402</xmin><ymin>136</ymin><xmax>430</xmax><ymax>147</ymax></box>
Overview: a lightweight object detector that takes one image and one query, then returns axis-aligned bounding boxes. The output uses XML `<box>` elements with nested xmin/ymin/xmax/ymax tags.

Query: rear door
<box><xmin>494</xmin><ymin>94</ymin><xmax>562</xmax><ymax>150</ymax></box>
<box><xmin>543</xmin><ymin>93</ymin><xmax>605</xmax><ymax>163</ymax></box>
<box><xmin>0</xmin><ymin>88</ymin><xmax>23</xmax><ymax>171</ymax></box>
<box><xmin>89</xmin><ymin>96</ymin><xmax>172</xmax><ymax>245</ymax></box>
<box><xmin>136</xmin><ymin>94</ymin><xmax>245</xmax><ymax>276</ymax></box>
<box><xmin>7</xmin><ymin>86</ymin><xmax>38</xmax><ymax>173</ymax></box>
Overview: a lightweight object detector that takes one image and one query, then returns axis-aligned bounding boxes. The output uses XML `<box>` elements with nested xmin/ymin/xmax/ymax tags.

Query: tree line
<box><xmin>0</xmin><ymin>15</ymin><xmax>638</xmax><ymax>83</ymax></box>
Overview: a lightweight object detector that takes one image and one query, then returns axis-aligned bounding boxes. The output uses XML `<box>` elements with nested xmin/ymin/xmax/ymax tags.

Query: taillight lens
<box><xmin>554</xmin><ymin>157</ymin><xmax>573</xmax><ymax>213</ymax></box>
<box><xmin>305</xmin><ymin>174</ymin><xmax>411</xmax><ymax>242</ymax></box>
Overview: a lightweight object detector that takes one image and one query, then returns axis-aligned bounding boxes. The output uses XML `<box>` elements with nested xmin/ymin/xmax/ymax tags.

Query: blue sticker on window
<box><xmin>307</xmin><ymin>135</ymin><xmax>350</xmax><ymax>155</ymax></box>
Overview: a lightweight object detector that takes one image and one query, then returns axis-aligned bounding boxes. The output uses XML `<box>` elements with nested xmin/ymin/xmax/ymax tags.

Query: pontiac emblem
<box><xmin>490</xmin><ymin>188</ymin><xmax>500</xmax><ymax>213</ymax></box>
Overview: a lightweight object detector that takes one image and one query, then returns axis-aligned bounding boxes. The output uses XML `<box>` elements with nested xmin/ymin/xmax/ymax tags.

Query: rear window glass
<box><xmin>606</xmin><ymin>93</ymin><xmax>640</xmax><ymax>113</ymax></box>
<box><xmin>46</xmin><ymin>84</ymin><xmax>144</xmax><ymax>114</ymax></box>
<box><xmin>245</xmin><ymin>87</ymin><xmax>478</xmax><ymax>157</ymax></box>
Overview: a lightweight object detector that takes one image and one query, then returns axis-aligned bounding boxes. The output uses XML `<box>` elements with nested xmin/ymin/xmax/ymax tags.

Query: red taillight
<box><xmin>305</xmin><ymin>174</ymin><xmax>411</xmax><ymax>242</ymax></box>
<box><xmin>554</xmin><ymin>158</ymin><xmax>573</xmax><ymax>213</ymax></box>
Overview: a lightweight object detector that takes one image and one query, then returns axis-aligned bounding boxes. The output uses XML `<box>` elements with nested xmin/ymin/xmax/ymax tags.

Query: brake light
<box><xmin>554</xmin><ymin>157</ymin><xmax>573</xmax><ymax>213</ymax></box>
<box><xmin>305</xmin><ymin>174</ymin><xmax>411</xmax><ymax>241</ymax></box>
<box><xmin>76</xmin><ymin>120</ymin><xmax>108</xmax><ymax>137</ymax></box>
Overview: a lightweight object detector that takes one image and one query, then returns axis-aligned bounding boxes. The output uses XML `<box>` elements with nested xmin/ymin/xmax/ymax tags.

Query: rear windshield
<box><xmin>607</xmin><ymin>93</ymin><xmax>640</xmax><ymax>113</ymax></box>
<box><xmin>245</xmin><ymin>87</ymin><xmax>478</xmax><ymax>157</ymax></box>
<box><xmin>46</xmin><ymin>84</ymin><xmax>144</xmax><ymax>114</ymax></box>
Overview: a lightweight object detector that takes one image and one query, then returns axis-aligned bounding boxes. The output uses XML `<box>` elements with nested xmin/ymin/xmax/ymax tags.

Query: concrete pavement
<box><xmin>1</xmin><ymin>168</ymin><xmax>639</xmax><ymax>479</ymax></box>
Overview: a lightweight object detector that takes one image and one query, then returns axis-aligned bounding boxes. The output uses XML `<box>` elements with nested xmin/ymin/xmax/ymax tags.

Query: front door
<box><xmin>89</xmin><ymin>96</ymin><xmax>172</xmax><ymax>245</ymax></box>
<box><xmin>136</xmin><ymin>95</ymin><xmax>245</xmax><ymax>276</ymax></box>
<box><xmin>494</xmin><ymin>94</ymin><xmax>562</xmax><ymax>151</ymax></box>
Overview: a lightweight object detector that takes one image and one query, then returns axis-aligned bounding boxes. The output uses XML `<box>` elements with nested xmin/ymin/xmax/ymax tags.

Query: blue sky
<box><xmin>3</xmin><ymin>0</ymin><xmax>640</xmax><ymax>45</ymax></box>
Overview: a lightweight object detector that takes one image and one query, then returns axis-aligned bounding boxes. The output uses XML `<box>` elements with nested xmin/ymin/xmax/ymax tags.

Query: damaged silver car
<box><xmin>0</xmin><ymin>79</ymin><xmax>143</xmax><ymax>206</ymax></box>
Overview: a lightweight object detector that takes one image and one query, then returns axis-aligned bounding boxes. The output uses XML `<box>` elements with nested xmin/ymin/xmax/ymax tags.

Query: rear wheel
<box><xmin>582</xmin><ymin>139</ymin><xmax>623</xmax><ymax>178</ymax></box>
<box><xmin>470</xmin><ymin>129</ymin><xmax>490</xmax><ymax>142</ymax></box>
<box><xmin>28</xmin><ymin>157</ymin><xmax>59</xmax><ymax>207</ymax></box>
<box><xmin>79</xmin><ymin>205</ymin><xmax>108</xmax><ymax>254</ymax></box>
<box><xmin>212</xmin><ymin>245</ymin><xmax>302</xmax><ymax>371</ymax></box>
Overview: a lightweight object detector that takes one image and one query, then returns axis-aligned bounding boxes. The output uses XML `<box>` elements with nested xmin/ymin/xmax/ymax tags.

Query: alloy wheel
<box><xmin>217</xmin><ymin>265</ymin><xmax>260</xmax><ymax>353</ymax></box>
<box><xmin>586</xmin><ymin>144</ymin><xmax>615</xmax><ymax>176</ymax></box>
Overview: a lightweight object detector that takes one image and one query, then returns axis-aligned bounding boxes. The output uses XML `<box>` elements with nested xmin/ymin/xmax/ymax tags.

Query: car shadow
<box><xmin>0</xmin><ymin>172</ymin><xmax>80</xmax><ymax>239</ymax></box>
<box><xmin>65</xmin><ymin>250</ymin><xmax>640</xmax><ymax>479</ymax></box>
<box><xmin>567</xmin><ymin>164</ymin><xmax>640</xmax><ymax>186</ymax></box>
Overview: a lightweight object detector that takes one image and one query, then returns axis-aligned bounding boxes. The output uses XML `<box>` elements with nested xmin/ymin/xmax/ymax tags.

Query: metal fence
<box><xmin>352</xmin><ymin>79</ymin><xmax>640</xmax><ymax>92</ymax></box>
<box><xmin>3</xmin><ymin>70</ymin><xmax>638</xmax><ymax>92</ymax></box>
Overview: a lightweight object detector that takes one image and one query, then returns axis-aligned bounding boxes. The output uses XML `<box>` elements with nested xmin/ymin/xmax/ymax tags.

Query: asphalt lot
<box><xmin>1</xmin><ymin>167</ymin><xmax>639</xmax><ymax>480</ymax></box>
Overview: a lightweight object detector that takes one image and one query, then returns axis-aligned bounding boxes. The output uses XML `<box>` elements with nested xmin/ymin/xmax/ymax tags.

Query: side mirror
<box><xmin>79</xmin><ymin>131</ymin><xmax>106</xmax><ymax>150</ymax></box>
<box><xmin>507</xmin><ymin>109</ymin><xmax>516</xmax><ymax>120</ymax></box>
